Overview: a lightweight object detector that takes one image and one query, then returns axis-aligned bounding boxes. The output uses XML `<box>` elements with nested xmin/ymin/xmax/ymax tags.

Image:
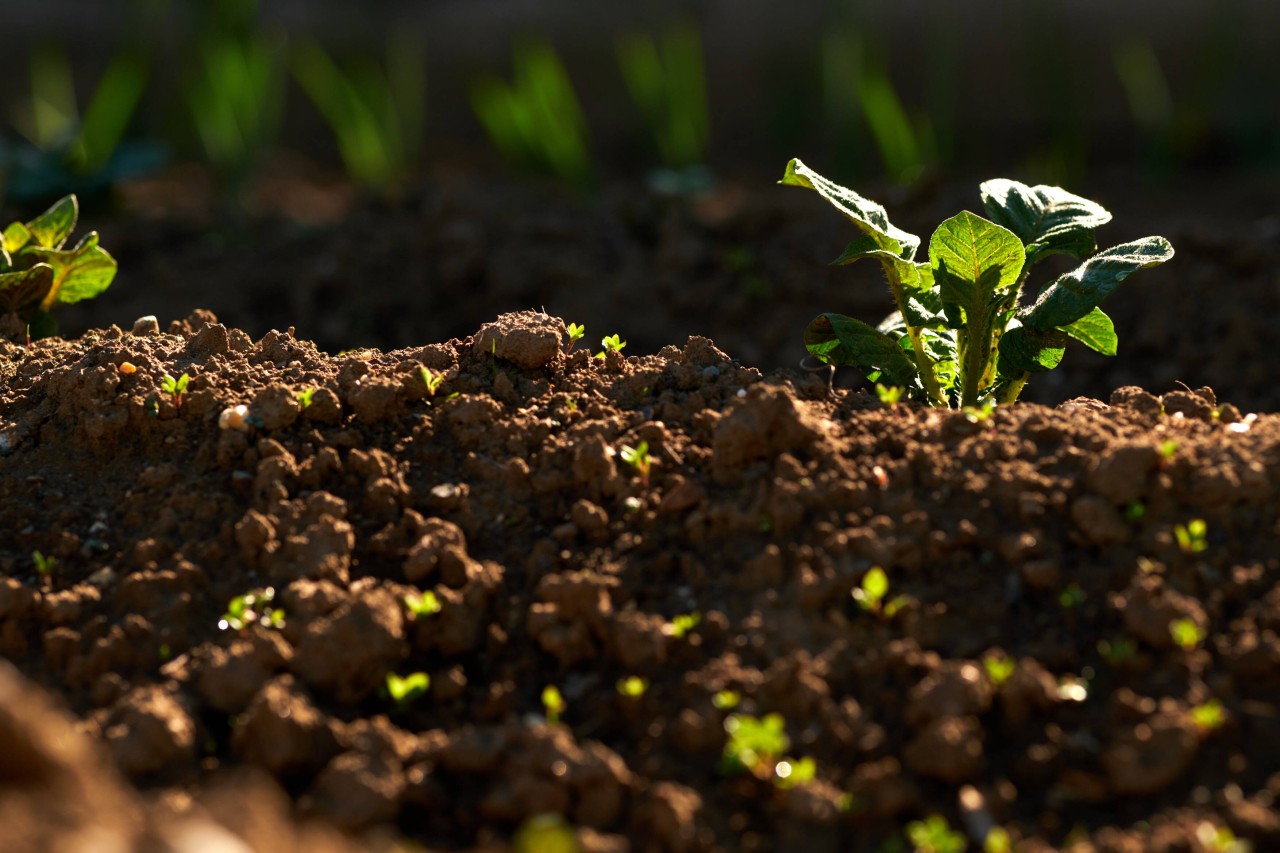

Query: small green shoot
<box><xmin>1158</xmin><ymin>439</ymin><xmax>1179</xmax><ymax>460</ymax></box>
<box><xmin>782</xmin><ymin>159</ymin><xmax>1174</xmax><ymax>408</ymax></box>
<box><xmin>595</xmin><ymin>333</ymin><xmax>627</xmax><ymax>359</ymax></box>
<box><xmin>565</xmin><ymin>322</ymin><xmax>585</xmax><ymax>353</ymax></box>
<box><xmin>664</xmin><ymin>611</ymin><xmax>701</xmax><ymax>639</ymax></box>
<box><xmin>712</xmin><ymin>689</ymin><xmax>740</xmax><ymax>710</ymax></box>
<box><xmin>1125</xmin><ymin>500</ymin><xmax>1146</xmax><ymax>521</ymax></box>
<box><xmin>619</xmin><ymin>440</ymin><xmax>654</xmax><ymax>486</ymax></box>
<box><xmin>420</xmin><ymin>366</ymin><xmax>445</xmax><ymax>397</ymax></box>
<box><xmin>1058</xmin><ymin>582</ymin><xmax>1086</xmax><ymax>609</ymax></box>
<box><xmin>984</xmin><ymin>827</ymin><xmax>1013</xmax><ymax>853</ymax></box>
<box><xmin>875</xmin><ymin>383</ymin><xmax>904</xmax><ymax>408</ymax></box>
<box><xmin>982</xmin><ymin>653</ymin><xmax>1016</xmax><ymax>686</ymax></box>
<box><xmin>161</xmin><ymin>373</ymin><xmax>190</xmax><ymax>409</ymax></box>
<box><xmin>296</xmin><ymin>387</ymin><xmax>315</xmax><ymax>409</ymax></box>
<box><xmin>1169</xmin><ymin>618</ymin><xmax>1206</xmax><ymax>651</ymax></box>
<box><xmin>773</xmin><ymin>756</ymin><xmax>816</xmax><ymax>789</ymax></box>
<box><xmin>404</xmin><ymin>590</ymin><xmax>442</xmax><ymax>619</ymax></box>
<box><xmin>1174</xmin><ymin>518</ymin><xmax>1208</xmax><ymax>553</ymax></box>
<box><xmin>1191</xmin><ymin>699</ymin><xmax>1226</xmax><ymax>732</ymax></box>
<box><xmin>218</xmin><ymin>587</ymin><xmax>284</xmax><ymax>631</ymax></box>
<box><xmin>616</xmin><ymin>676</ymin><xmax>649</xmax><ymax>697</ymax></box>
<box><xmin>721</xmin><ymin>712</ymin><xmax>787</xmax><ymax>776</ymax></box>
<box><xmin>384</xmin><ymin>671</ymin><xmax>430</xmax><ymax>705</ymax></box>
<box><xmin>906</xmin><ymin>814</ymin><xmax>967</xmax><ymax>853</ymax></box>
<box><xmin>542</xmin><ymin>684</ymin><xmax>566</xmax><ymax>725</ymax></box>
<box><xmin>32</xmin><ymin>550</ymin><xmax>54</xmax><ymax>576</ymax></box>
<box><xmin>851</xmin><ymin>567</ymin><xmax>908</xmax><ymax>618</ymax></box>
<box><xmin>513</xmin><ymin>814</ymin><xmax>580</xmax><ymax>853</ymax></box>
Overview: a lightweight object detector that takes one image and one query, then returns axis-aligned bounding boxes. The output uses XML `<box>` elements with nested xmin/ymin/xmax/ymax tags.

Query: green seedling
<box><xmin>296</xmin><ymin>387</ymin><xmax>315</xmax><ymax>409</ymax></box>
<box><xmin>384</xmin><ymin>671</ymin><xmax>430</xmax><ymax>705</ymax></box>
<box><xmin>1125</xmin><ymin>500</ymin><xmax>1147</xmax><ymax>521</ymax></box>
<box><xmin>616</xmin><ymin>676</ymin><xmax>649</xmax><ymax>697</ymax></box>
<box><xmin>984</xmin><ymin>827</ymin><xmax>1013</xmax><ymax>853</ymax></box>
<box><xmin>875</xmin><ymin>383</ymin><xmax>904</xmax><ymax>408</ymax></box>
<box><xmin>1158</xmin><ymin>439</ymin><xmax>1179</xmax><ymax>460</ymax></box>
<box><xmin>420</xmin><ymin>366</ymin><xmax>444</xmax><ymax>397</ymax></box>
<box><xmin>218</xmin><ymin>587</ymin><xmax>284</xmax><ymax>631</ymax></box>
<box><xmin>982</xmin><ymin>653</ymin><xmax>1016</xmax><ymax>686</ymax></box>
<box><xmin>161</xmin><ymin>373</ymin><xmax>190</xmax><ymax>409</ymax></box>
<box><xmin>619</xmin><ymin>440</ymin><xmax>654</xmax><ymax>486</ymax></box>
<box><xmin>404</xmin><ymin>590</ymin><xmax>442</xmax><ymax>618</ymax></box>
<box><xmin>1174</xmin><ymin>518</ymin><xmax>1208</xmax><ymax>553</ymax></box>
<box><xmin>1191</xmin><ymin>699</ymin><xmax>1226</xmax><ymax>732</ymax></box>
<box><xmin>721</xmin><ymin>713</ymin><xmax>813</xmax><ymax>787</ymax></box>
<box><xmin>616</xmin><ymin>19</ymin><xmax>710</xmax><ymax>170</ymax></box>
<box><xmin>32</xmin><ymin>550</ymin><xmax>54</xmax><ymax>576</ymax></box>
<box><xmin>851</xmin><ymin>567</ymin><xmax>908</xmax><ymax>618</ymax></box>
<box><xmin>664</xmin><ymin>611</ymin><xmax>701</xmax><ymax>639</ymax></box>
<box><xmin>1058</xmin><ymin>582</ymin><xmax>1086</xmax><ymax>609</ymax></box>
<box><xmin>781</xmin><ymin>159</ymin><xmax>1174</xmax><ymax>407</ymax></box>
<box><xmin>1170</xmin><ymin>618</ymin><xmax>1206</xmax><ymax>651</ymax></box>
<box><xmin>595</xmin><ymin>333</ymin><xmax>626</xmax><ymax>359</ymax></box>
<box><xmin>513</xmin><ymin>814</ymin><xmax>580</xmax><ymax>853</ymax></box>
<box><xmin>0</xmin><ymin>195</ymin><xmax>117</xmax><ymax>337</ymax></box>
<box><xmin>906</xmin><ymin>814</ymin><xmax>967</xmax><ymax>853</ymax></box>
<box><xmin>565</xmin><ymin>322</ymin><xmax>585</xmax><ymax>353</ymax></box>
<box><xmin>773</xmin><ymin>756</ymin><xmax>816</xmax><ymax>789</ymax></box>
<box><xmin>712</xmin><ymin>689</ymin><xmax>740</xmax><ymax>710</ymax></box>
<box><xmin>542</xmin><ymin>684</ymin><xmax>566</xmax><ymax>724</ymax></box>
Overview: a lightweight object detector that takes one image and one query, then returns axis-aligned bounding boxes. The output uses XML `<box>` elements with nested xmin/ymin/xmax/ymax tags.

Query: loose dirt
<box><xmin>1</xmin><ymin>307</ymin><xmax>1277</xmax><ymax>852</ymax></box>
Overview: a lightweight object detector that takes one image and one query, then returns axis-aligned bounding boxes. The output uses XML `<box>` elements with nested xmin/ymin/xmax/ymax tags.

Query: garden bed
<box><xmin>1</xmin><ymin>307</ymin><xmax>1277</xmax><ymax>852</ymax></box>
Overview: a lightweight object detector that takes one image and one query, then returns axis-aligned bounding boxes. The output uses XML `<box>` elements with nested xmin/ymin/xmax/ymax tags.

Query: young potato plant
<box><xmin>781</xmin><ymin>159</ymin><xmax>1174</xmax><ymax>407</ymax></box>
<box><xmin>0</xmin><ymin>194</ymin><xmax>117</xmax><ymax>337</ymax></box>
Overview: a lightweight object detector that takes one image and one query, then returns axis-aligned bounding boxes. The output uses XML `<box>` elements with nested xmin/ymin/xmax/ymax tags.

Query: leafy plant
<box><xmin>616</xmin><ymin>19</ymin><xmax>710</xmax><ymax>170</ymax></box>
<box><xmin>218</xmin><ymin>587</ymin><xmax>284</xmax><ymax>631</ymax></box>
<box><xmin>906</xmin><ymin>814</ymin><xmax>967</xmax><ymax>853</ymax></box>
<box><xmin>619</xmin><ymin>440</ymin><xmax>654</xmax><ymax>487</ymax></box>
<box><xmin>404</xmin><ymin>590</ymin><xmax>442</xmax><ymax>618</ymax></box>
<box><xmin>595</xmin><ymin>333</ymin><xmax>626</xmax><ymax>359</ymax></box>
<box><xmin>565</xmin><ymin>322</ymin><xmax>585</xmax><ymax>353</ymax></box>
<box><xmin>161</xmin><ymin>373</ymin><xmax>190</xmax><ymax>409</ymax></box>
<box><xmin>542</xmin><ymin>684</ymin><xmax>566</xmax><ymax>724</ymax></box>
<box><xmin>32</xmin><ymin>550</ymin><xmax>54</xmax><ymax>576</ymax></box>
<box><xmin>781</xmin><ymin>159</ymin><xmax>1174</xmax><ymax>407</ymax></box>
<box><xmin>0</xmin><ymin>194</ymin><xmax>117</xmax><ymax>336</ymax></box>
<box><xmin>385</xmin><ymin>671</ymin><xmax>430</xmax><ymax>705</ymax></box>
<box><xmin>851</xmin><ymin>566</ymin><xmax>908</xmax><ymax>618</ymax></box>
<box><xmin>1174</xmin><ymin>518</ymin><xmax>1208</xmax><ymax>553</ymax></box>
<box><xmin>470</xmin><ymin>39</ymin><xmax>593</xmax><ymax>190</ymax></box>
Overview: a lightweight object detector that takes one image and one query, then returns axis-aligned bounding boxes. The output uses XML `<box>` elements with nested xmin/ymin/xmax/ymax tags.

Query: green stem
<box><xmin>960</xmin><ymin>317</ymin><xmax>993</xmax><ymax>408</ymax></box>
<box><xmin>998</xmin><ymin>372</ymin><xmax>1029</xmax><ymax>405</ymax></box>
<box><xmin>881</xmin><ymin>259</ymin><xmax>946</xmax><ymax>407</ymax></box>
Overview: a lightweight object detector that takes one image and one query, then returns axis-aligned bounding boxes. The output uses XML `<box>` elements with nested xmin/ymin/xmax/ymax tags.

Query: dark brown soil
<box><xmin>1</xmin><ymin>306</ymin><xmax>1278</xmax><ymax>852</ymax></box>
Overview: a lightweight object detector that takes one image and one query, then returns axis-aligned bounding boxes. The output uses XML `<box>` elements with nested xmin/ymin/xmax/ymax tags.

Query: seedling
<box><xmin>619</xmin><ymin>440</ymin><xmax>654</xmax><ymax>486</ymax></box>
<box><xmin>595</xmin><ymin>333</ymin><xmax>626</xmax><ymax>359</ymax></box>
<box><xmin>712</xmin><ymin>689</ymin><xmax>740</xmax><ymax>710</ymax></box>
<box><xmin>773</xmin><ymin>756</ymin><xmax>816</xmax><ymax>789</ymax></box>
<box><xmin>1125</xmin><ymin>500</ymin><xmax>1147</xmax><ymax>521</ymax></box>
<box><xmin>1058</xmin><ymin>582</ymin><xmax>1086</xmax><ymax>609</ymax></box>
<box><xmin>982</xmin><ymin>653</ymin><xmax>1016</xmax><ymax>686</ymax></box>
<box><xmin>542</xmin><ymin>684</ymin><xmax>566</xmax><ymax>725</ymax></box>
<box><xmin>616</xmin><ymin>676</ymin><xmax>649</xmax><ymax>697</ymax></box>
<box><xmin>565</xmin><ymin>322</ymin><xmax>585</xmax><ymax>353</ymax></box>
<box><xmin>161</xmin><ymin>373</ymin><xmax>190</xmax><ymax>409</ymax></box>
<box><xmin>663</xmin><ymin>611</ymin><xmax>701</xmax><ymax>639</ymax></box>
<box><xmin>1169</xmin><ymin>618</ymin><xmax>1206</xmax><ymax>651</ymax></box>
<box><xmin>420</xmin><ymin>366</ymin><xmax>445</xmax><ymax>397</ymax></box>
<box><xmin>297</xmin><ymin>387</ymin><xmax>315</xmax><ymax>409</ymax></box>
<box><xmin>32</xmin><ymin>550</ymin><xmax>54</xmax><ymax>576</ymax></box>
<box><xmin>984</xmin><ymin>827</ymin><xmax>1013</xmax><ymax>853</ymax></box>
<box><xmin>875</xmin><ymin>383</ymin><xmax>904</xmax><ymax>408</ymax></box>
<box><xmin>404</xmin><ymin>590</ymin><xmax>442</xmax><ymax>619</ymax></box>
<box><xmin>1158</xmin><ymin>439</ymin><xmax>1179</xmax><ymax>460</ymax></box>
<box><xmin>851</xmin><ymin>567</ymin><xmax>908</xmax><ymax>618</ymax></box>
<box><xmin>218</xmin><ymin>587</ymin><xmax>284</xmax><ymax>631</ymax></box>
<box><xmin>1174</xmin><ymin>518</ymin><xmax>1208</xmax><ymax>553</ymax></box>
<box><xmin>0</xmin><ymin>194</ymin><xmax>117</xmax><ymax>337</ymax></box>
<box><xmin>781</xmin><ymin>159</ymin><xmax>1174</xmax><ymax>407</ymax></box>
<box><xmin>513</xmin><ymin>814</ymin><xmax>579</xmax><ymax>853</ymax></box>
<box><xmin>1191</xmin><ymin>699</ymin><xmax>1226</xmax><ymax>732</ymax></box>
<box><xmin>906</xmin><ymin>815</ymin><xmax>967</xmax><ymax>853</ymax></box>
<box><xmin>384</xmin><ymin>671</ymin><xmax>430</xmax><ymax>705</ymax></box>
<box><xmin>721</xmin><ymin>713</ymin><xmax>813</xmax><ymax>787</ymax></box>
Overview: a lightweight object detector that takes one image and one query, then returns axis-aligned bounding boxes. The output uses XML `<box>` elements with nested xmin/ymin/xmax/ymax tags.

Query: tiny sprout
<box><xmin>385</xmin><ymin>671</ymin><xmax>430</xmax><ymax>704</ymax></box>
<box><xmin>513</xmin><ymin>814</ymin><xmax>578</xmax><ymax>853</ymax></box>
<box><xmin>420</xmin><ymin>366</ymin><xmax>445</xmax><ymax>397</ymax></box>
<box><xmin>982</xmin><ymin>653</ymin><xmax>1016</xmax><ymax>686</ymax></box>
<box><xmin>1125</xmin><ymin>500</ymin><xmax>1146</xmax><ymax>521</ymax></box>
<box><xmin>161</xmin><ymin>373</ymin><xmax>190</xmax><ymax>408</ymax></box>
<box><xmin>542</xmin><ymin>685</ymin><xmax>566</xmax><ymax>724</ymax></box>
<box><xmin>851</xmin><ymin>567</ymin><xmax>908</xmax><ymax>618</ymax></box>
<box><xmin>906</xmin><ymin>814</ymin><xmax>967</xmax><ymax>853</ymax></box>
<box><xmin>32</xmin><ymin>550</ymin><xmax>54</xmax><ymax>576</ymax></box>
<box><xmin>218</xmin><ymin>587</ymin><xmax>284</xmax><ymax>631</ymax></box>
<box><xmin>712</xmin><ymin>689</ymin><xmax>740</xmax><ymax>710</ymax></box>
<box><xmin>1174</xmin><ymin>518</ymin><xmax>1208</xmax><ymax>553</ymax></box>
<box><xmin>664</xmin><ymin>611</ymin><xmax>701</xmax><ymax>639</ymax></box>
<box><xmin>594</xmin><ymin>333</ymin><xmax>626</xmax><ymax>359</ymax></box>
<box><xmin>1170</xmin><ymin>617</ymin><xmax>1206</xmax><ymax>651</ymax></box>
<box><xmin>773</xmin><ymin>756</ymin><xmax>816</xmax><ymax>789</ymax></box>
<box><xmin>984</xmin><ymin>827</ymin><xmax>1013</xmax><ymax>853</ymax></box>
<box><xmin>1158</xmin><ymin>439</ymin><xmax>1179</xmax><ymax>460</ymax></box>
<box><xmin>722</xmin><ymin>712</ymin><xmax>789</xmax><ymax>778</ymax></box>
<box><xmin>297</xmin><ymin>387</ymin><xmax>315</xmax><ymax>409</ymax></box>
<box><xmin>566</xmin><ymin>322</ymin><xmax>585</xmax><ymax>353</ymax></box>
<box><xmin>619</xmin><ymin>440</ymin><xmax>654</xmax><ymax>486</ymax></box>
<box><xmin>963</xmin><ymin>398</ymin><xmax>996</xmax><ymax>423</ymax></box>
<box><xmin>404</xmin><ymin>590</ymin><xmax>442</xmax><ymax>618</ymax></box>
<box><xmin>616</xmin><ymin>676</ymin><xmax>649</xmax><ymax>697</ymax></box>
<box><xmin>875</xmin><ymin>383</ymin><xmax>904</xmax><ymax>407</ymax></box>
<box><xmin>1191</xmin><ymin>699</ymin><xmax>1227</xmax><ymax>732</ymax></box>
<box><xmin>1058</xmin><ymin>582</ymin><xmax>1086</xmax><ymax>609</ymax></box>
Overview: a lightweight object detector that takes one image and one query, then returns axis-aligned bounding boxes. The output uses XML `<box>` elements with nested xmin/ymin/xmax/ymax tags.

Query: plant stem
<box><xmin>881</xmin><ymin>259</ymin><xmax>946</xmax><ymax>406</ymax></box>
<box><xmin>998</xmin><ymin>372</ymin><xmax>1029</xmax><ymax>405</ymax></box>
<box><xmin>960</xmin><ymin>316</ymin><xmax>993</xmax><ymax>408</ymax></box>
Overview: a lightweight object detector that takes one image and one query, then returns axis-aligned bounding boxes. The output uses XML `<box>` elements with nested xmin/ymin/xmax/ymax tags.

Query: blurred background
<box><xmin>3</xmin><ymin>0</ymin><xmax>1278</xmax><ymax>405</ymax></box>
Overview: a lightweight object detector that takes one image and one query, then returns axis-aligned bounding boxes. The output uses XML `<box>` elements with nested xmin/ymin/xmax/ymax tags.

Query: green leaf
<box><xmin>980</xmin><ymin>179</ymin><xmax>1111</xmax><ymax>265</ymax></box>
<box><xmin>25</xmin><ymin>195</ymin><xmax>79</xmax><ymax>250</ymax></box>
<box><xmin>929</xmin><ymin>210</ymin><xmax>1025</xmax><ymax>328</ymax></box>
<box><xmin>997</xmin><ymin>325</ymin><xmax>1068</xmax><ymax>374</ymax></box>
<box><xmin>1061</xmin><ymin>306</ymin><xmax>1118</xmax><ymax>356</ymax></box>
<box><xmin>1024</xmin><ymin>236</ymin><xmax>1174</xmax><ymax>330</ymax></box>
<box><xmin>0</xmin><ymin>264</ymin><xmax>55</xmax><ymax>314</ymax></box>
<box><xmin>781</xmin><ymin>158</ymin><xmax>920</xmax><ymax>259</ymax></box>
<box><xmin>804</xmin><ymin>312</ymin><xmax>920</xmax><ymax>388</ymax></box>
<box><xmin>3</xmin><ymin>222</ymin><xmax>33</xmax><ymax>253</ymax></box>
<box><xmin>22</xmin><ymin>232</ymin><xmax>118</xmax><ymax>309</ymax></box>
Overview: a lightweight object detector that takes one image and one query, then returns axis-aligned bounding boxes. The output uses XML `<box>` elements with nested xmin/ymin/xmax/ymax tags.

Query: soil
<box><xmin>2</xmin><ymin>301</ymin><xmax>1279</xmax><ymax>852</ymax></box>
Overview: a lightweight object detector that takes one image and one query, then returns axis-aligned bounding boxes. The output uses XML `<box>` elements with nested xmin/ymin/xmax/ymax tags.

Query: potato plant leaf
<box><xmin>997</xmin><ymin>324</ymin><xmax>1068</xmax><ymax>374</ymax></box>
<box><xmin>0</xmin><ymin>265</ymin><xmax>55</xmax><ymax>315</ymax></box>
<box><xmin>980</xmin><ymin>179</ymin><xmax>1111</xmax><ymax>266</ymax></box>
<box><xmin>3</xmin><ymin>222</ymin><xmax>32</xmax><ymax>253</ymax></box>
<box><xmin>1024</xmin><ymin>236</ymin><xmax>1174</xmax><ymax>330</ymax></box>
<box><xmin>22</xmin><ymin>231</ymin><xmax>118</xmax><ymax>309</ymax></box>
<box><xmin>930</xmin><ymin>211</ymin><xmax>1024</xmax><ymax>328</ymax></box>
<box><xmin>781</xmin><ymin>158</ymin><xmax>920</xmax><ymax>260</ymax></box>
<box><xmin>25</xmin><ymin>195</ymin><xmax>79</xmax><ymax>250</ymax></box>
<box><xmin>805</xmin><ymin>312</ymin><xmax>919</xmax><ymax>389</ymax></box>
<box><xmin>1061</xmin><ymin>306</ymin><xmax>1118</xmax><ymax>356</ymax></box>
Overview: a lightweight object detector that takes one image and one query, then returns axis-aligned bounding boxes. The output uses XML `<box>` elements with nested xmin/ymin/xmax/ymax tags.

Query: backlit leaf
<box><xmin>25</xmin><ymin>195</ymin><xmax>78</xmax><ymax>250</ymax></box>
<box><xmin>980</xmin><ymin>179</ymin><xmax>1111</xmax><ymax>265</ymax></box>
<box><xmin>930</xmin><ymin>211</ymin><xmax>1024</xmax><ymax>328</ymax></box>
<box><xmin>1025</xmin><ymin>236</ymin><xmax>1174</xmax><ymax>330</ymax></box>
<box><xmin>805</xmin><ymin>312</ymin><xmax>919</xmax><ymax>389</ymax></box>
<box><xmin>781</xmin><ymin>158</ymin><xmax>920</xmax><ymax>259</ymax></box>
<box><xmin>1061</xmin><ymin>306</ymin><xmax>1118</xmax><ymax>356</ymax></box>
